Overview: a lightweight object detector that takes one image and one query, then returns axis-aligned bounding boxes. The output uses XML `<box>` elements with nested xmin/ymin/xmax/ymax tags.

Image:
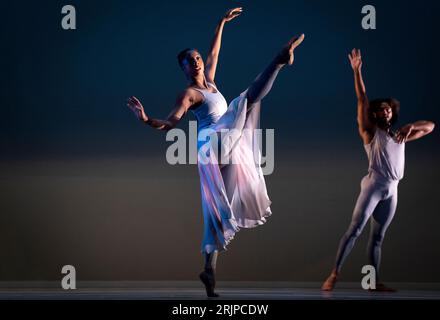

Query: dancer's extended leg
<box><xmin>246</xmin><ymin>34</ymin><xmax>305</xmax><ymax>106</ymax></box>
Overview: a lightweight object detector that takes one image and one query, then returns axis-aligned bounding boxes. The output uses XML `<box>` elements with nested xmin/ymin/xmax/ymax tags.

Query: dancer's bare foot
<box><xmin>199</xmin><ymin>270</ymin><xmax>219</xmax><ymax>298</ymax></box>
<box><xmin>368</xmin><ymin>283</ymin><xmax>396</xmax><ymax>292</ymax></box>
<box><xmin>276</xmin><ymin>34</ymin><xmax>305</xmax><ymax>66</ymax></box>
<box><xmin>321</xmin><ymin>270</ymin><xmax>338</xmax><ymax>291</ymax></box>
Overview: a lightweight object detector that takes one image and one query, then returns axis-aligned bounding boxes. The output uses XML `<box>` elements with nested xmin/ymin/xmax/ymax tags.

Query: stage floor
<box><xmin>1</xmin><ymin>282</ymin><xmax>440</xmax><ymax>300</ymax></box>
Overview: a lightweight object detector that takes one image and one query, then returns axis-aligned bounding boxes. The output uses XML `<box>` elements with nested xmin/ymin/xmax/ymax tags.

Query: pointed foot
<box><xmin>277</xmin><ymin>34</ymin><xmax>305</xmax><ymax>65</ymax></box>
<box><xmin>199</xmin><ymin>271</ymin><xmax>220</xmax><ymax>298</ymax></box>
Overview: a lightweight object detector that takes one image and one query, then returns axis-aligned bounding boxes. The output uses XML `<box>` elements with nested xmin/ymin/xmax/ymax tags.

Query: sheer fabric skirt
<box><xmin>197</xmin><ymin>90</ymin><xmax>272</xmax><ymax>254</ymax></box>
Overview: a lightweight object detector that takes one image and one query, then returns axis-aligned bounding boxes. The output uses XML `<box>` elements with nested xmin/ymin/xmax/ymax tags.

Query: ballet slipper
<box><xmin>199</xmin><ymin>270</ymin><xmax>220</xmax><ymax>298</ymax></box>
<box><xmin>276</xmin><ymin>34</ymin><xmax>305</xmax><ymax>65</ymax></box>
<box><xmin>321</xmin><ymin>272</ymin><xmax>338</xmax><ymax>291</ymax></box>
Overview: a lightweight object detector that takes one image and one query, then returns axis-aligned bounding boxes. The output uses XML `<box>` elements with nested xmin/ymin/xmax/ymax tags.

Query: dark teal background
<box><xmin>0</xmin><ymin>0</ymin><xmax>439</xmax><ymax>283</ymax></box>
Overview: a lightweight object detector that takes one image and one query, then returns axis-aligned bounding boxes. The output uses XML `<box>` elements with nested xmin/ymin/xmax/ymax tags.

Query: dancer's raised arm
<box><xmin>126</xmin><ymin>90</ymin><xmax>199</xmax><ymax>131</ymax></box>
<box><xmin>395</xmin><ymin>120</ymin><xmax>435</xmax><ymax>143</ymax></box>
<box><xmin>349</xmin><ymin>49</ymin><xmax>374</xmax><ymax>143</ymax></box>
<box><xmin>205</xmin><ymin>7</ymin><xmax>242</xmax><ymax>83</ymax></box>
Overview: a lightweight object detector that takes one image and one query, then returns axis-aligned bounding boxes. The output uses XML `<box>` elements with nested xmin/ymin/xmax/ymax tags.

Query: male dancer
<box><xmin>322</xmin><ymin>49</ymin><xmax>435</xmax><ymax>291</ymax></box>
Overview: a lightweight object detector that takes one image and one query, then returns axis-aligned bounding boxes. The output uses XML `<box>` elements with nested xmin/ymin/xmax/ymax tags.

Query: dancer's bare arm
<box><xmin>126</xmin><ymin>90</ymin><xmax>201</xmax><ymax>131</ymax></box>
<box><xmin>205</xmin><ymin>7</ymin><xmax>242</xmax><ymax>83</ymax></box>
<box><xmin>349</xmin><ymin>49</ymin><xmax>374</xmax><ymax>144</ymax></box>
<box><xmin>395</xmin><ymin>120</ymin><xmax>435</xmax><ymax>143</ymax></box>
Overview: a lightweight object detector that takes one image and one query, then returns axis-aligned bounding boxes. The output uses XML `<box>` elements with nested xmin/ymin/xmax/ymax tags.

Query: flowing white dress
<box><xmin>191</xmin><ymin>83</ymin><xmax>272</xmax><ymax>254</ymax></box>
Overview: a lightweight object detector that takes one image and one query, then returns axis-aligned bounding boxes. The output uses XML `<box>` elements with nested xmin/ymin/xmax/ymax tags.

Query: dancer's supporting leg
<box><xmin>367</xmin><ymin>195</ymin><xmax>397</xmax><ymax>291</ymax></box>
<box><xmin>321</xmin><ymin>179</ymin><xmax>381</xmax><ymax>291</ymax></box>
<box><xmin>199</xmin><ymin>251</ymin><xmax>219</xmax><ymax>297</ymax></box>
<box><xmin>200</xmin><ymin>35</ymin><xmax>305</xmax><ymax>297</ymax></box>
<box><xmin>204</xmin><ymin>250</ymin><xmax>218</xmax><ymax>273</ymax></box>
<box><xmin>246</xmin><ymin>34</ymin><xmax>305</xmax><ymax>107</ymax></box>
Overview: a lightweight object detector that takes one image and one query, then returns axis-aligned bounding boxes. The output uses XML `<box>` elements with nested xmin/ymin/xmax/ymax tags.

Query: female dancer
<box><xmin>127</xmin><ymin>7</ymin><xmax>305</xmax><ymax>297</ymax></box>
<box><xmin>321</xmin><ymin>49</ymin><xmax>435</xmax><ymax>291</ymax></box>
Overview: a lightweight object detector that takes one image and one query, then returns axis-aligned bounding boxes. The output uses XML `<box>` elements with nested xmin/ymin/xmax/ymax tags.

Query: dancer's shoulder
<box><xmin>179</xmin><ymin>87</ymin><xmax>204</xmax><ymax>108</ymax></box>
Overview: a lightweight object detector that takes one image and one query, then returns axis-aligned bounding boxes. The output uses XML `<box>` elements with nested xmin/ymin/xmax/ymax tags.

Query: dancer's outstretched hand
<box><xmin>349</xmin><ymin>48</ymin><xmax>363</xmax><ymax>71</ymax></box>
<box><xmin>223</xmin><ymin>7</ymin><xmax>242</xmax><ymax>22</ymax></box>
<box><xmin>127</xmin><ymin>96</ymin><xmax>148</xmax><ymax>123</ymax></box>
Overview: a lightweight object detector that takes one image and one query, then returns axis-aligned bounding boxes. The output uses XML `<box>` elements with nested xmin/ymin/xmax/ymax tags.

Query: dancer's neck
<box><xmin>377</xmin><ymin>122</ymin><xmax>391</xmax><ymax>132</ymax></box>
<box><xmin>189</xmin><ymin>74</ymin><xmax>209</xmax><ymax>90</ymax></box>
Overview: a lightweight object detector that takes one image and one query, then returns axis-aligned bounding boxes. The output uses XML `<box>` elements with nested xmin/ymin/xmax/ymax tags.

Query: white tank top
<box><xmin>190</xmin><ymin>83</ymin><xmax>228</xmax><ymax>130</ymax></box>
<box><xmin>364</xmin><ymin>128</ymin><xmax>405</xmax><ymax>181</ymax></box>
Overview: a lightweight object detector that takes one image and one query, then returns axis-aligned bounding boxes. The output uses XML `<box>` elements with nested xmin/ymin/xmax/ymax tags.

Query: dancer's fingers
<box><xmin>226</xmin><ymin>7</ymin><xmax>242</xmax><ymax>18</ymax></box>
<box><xmin>127</xmin><ymin>99</ymin><xmax>136</xmax><ymax>107</ymax></box>
<box><xmin>127</xmin><ymin>104</ymin><xmax>136</xmax><ymax>113</ymax></box>
<box><xmin>131</xmin><ymin>96</ymin><xmax>142</xmax><ymax>107</ymax></box>
<box><xmin>127</xmin><ymin>99</ymin><xmax>141</xmax><ymax>110</ymax></box>
<box><xmin>127</xmin><ymin>103</ymin><xmax>136</xmax><ymax>111</ymax></box>
<box><xmin>352</xmin><ymin>48</ymin><xmax>356</xmax><ymax>57</ymax></box>
<box><xmin>227</xmin><ymin>10</ymin><xmax>242</xmax><ymax>20</ymax></box>
<box><xmin>132</xmin><ymin>96</ymin><xmax>141</xmax><ymax>104</ymax></box>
